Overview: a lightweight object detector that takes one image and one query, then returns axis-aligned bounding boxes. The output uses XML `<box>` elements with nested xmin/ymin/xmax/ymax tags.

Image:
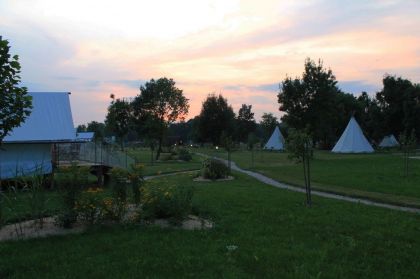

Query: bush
<box><xmin>141</xmin><ymin>184</ymin><xmax>194</xmax><ymax>224</ymax></box>
<box><xmin>110</xmin><ymin>168</ymin><xmax>130</xmax><ymax>221</ymax></box>
<box><xmin>56</xmin><ymin>164</ymin><xmax>89</xmax><ymax>228</ymax></box>
<box><xmin>201</xmin><ymin>159</ymin><xmax>230</xmax><ymax>180</ymax></box>
<box><xmin>178</xmin><ymin>148</ymin><xmax>192</xmax><ymax>161</ymax></box>
<box><xmin>75</xmin><ymin>187</ymin><xmax>105</xmax><ymax>225</ymax></box>
<box><xmin>129</xmin><ymin>164</ymin><xmax>145</xmax><ymax>205</ymax></box>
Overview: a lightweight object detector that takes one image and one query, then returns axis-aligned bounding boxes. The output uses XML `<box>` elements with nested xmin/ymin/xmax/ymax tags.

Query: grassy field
<box><xmin>1</xmin><ymin>172</ymin><xmax>420</xmax><ymax>278</ymax></box>
<box><xmin>197</xmin><ymin>148</ymin><xmax>420</xmax><ymax>207</ymax></box>
<box><xmin>127</xmin><ymin>148</ymin><xmax>203</xmax><ymax>176</ymax></box>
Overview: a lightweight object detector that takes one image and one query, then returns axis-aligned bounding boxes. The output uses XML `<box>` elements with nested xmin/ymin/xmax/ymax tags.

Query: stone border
<box><xmin>193</xmin><ymin>176</ymin><xmax>234</xmax><ymax>182</ymax></box>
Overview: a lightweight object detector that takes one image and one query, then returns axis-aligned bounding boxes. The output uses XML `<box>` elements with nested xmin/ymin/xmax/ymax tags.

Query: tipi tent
<box><xmin>0</xmin><ymin>92</ymin><xmax>76</xmax><ymax>179</ymax></box>
<box><xmin>332</xmin><ymin>117</ymin><xmax>374</xmax><ymax>153</ymax></box>
<box><xmin>379</xmin><ymin>135</ymin><xmax>399</xmax><ymax>148</ymax></box>
<box><xmin>264</xmin><ymin>126</ymin><xmax>284</xmax><ymax>151</ymax></box>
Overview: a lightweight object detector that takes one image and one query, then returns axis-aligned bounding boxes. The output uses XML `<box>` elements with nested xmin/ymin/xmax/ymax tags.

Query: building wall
<box><xmin>0</xmin><ymin>143</ymin><xmax>52</xmax><ymax>179</ymax></box>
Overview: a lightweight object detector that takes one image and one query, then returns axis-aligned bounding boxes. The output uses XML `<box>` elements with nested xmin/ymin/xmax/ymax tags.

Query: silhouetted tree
<box><xmin>131</xmin><ymin>77</ymin><xmax>189</xmax><ymax>159</ymax></box>
<box><xmin>105</xmin><ymin>94</ymin><xmax>131</xmax><ymax>150</ymax></box>
<box><xmin>235</xmin><ymin>104</ymin><xmax>256</xmax><ymax>142</ymax></box>
<box><xmin>197</xmin><ymin>94</ymin><xmax>235</xmax><ymax>145</ymax></box>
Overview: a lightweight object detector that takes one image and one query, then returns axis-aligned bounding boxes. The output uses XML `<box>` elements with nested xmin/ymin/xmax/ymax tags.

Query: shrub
<box><xmin>141</xmin><ymin>184</ymin><xmax>194</xmax><ymax>224</ymax></box>
<box><xmin>201</xmin><ymin>158</ymin><xmax>230</xmax><ymax>180</ymax></box>
<box><xmin>75</xmin><ymin>187</ymin><xmax>105</xmax><ymax>225</ymax></box>
<box><xmin>178</xmin><ymin>148</ymin><xmax>192</xmax><ymax>161</ymax></box>
<box><xmin>56</xmin><ymin>164</ymin><xmax>89</xmax><ymax>228</ymax></box>
<box><xmin>159</xmin><ymin>153</ymin><xmax>173</xmax><ymax>161</ymax></box>
<box><xmin>110</xmin><ymin>168</ymin><xmax>130</xmax><ymax>220</ymax></box>
<box><xmin>129</xmin><ymin>164</ymin><xmax>145</xmax><ymax>205</ymax></box>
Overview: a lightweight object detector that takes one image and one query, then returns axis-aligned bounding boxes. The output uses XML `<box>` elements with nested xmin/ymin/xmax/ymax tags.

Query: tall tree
<box><xmin>86</xmin><ymin>121</ymin><xmax>106</xmax><ymax>140</ymax></box>
<box><xmin>132</xmin><ymin>78</ymin><xmax>189</xmax><ymax>159</ymax></box>
<box><xmin>376</xmin><ymin>75</ymin><xmax>420</xmax><ymax>140</ymax></box>
<box><xmin>197</xmin><ymin>94</ymin><xmax>235</xmax><ymax>145</ymax></box>
<box><xmin>0</xmin><ymin>36</ymin><xmax>32</xmax><ymax>144</ymax></box>
<box><xmin>105</xmin><ymin>94</ymin><xmax>131</xmax><ymax>150</ymax></box>
<box><xmin>278</xmin><ymin>58</ymin><xmax>340</xmax><ymax>148</ymax></box>
<box><xmin>260</xmin><ymin>113</ymin><xmax>278</xmax><ymax>142</ymax></box>
<box><xmin>235</xmin><ymin>104</ymin><xmax>256</xmax><ymax>142</ymax></box>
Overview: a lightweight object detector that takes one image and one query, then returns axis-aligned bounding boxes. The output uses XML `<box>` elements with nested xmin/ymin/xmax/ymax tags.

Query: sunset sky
<box><xmin>1</xmin><ymin>0</ymin><xmax>419</xmax><ymax>125</ymax></box>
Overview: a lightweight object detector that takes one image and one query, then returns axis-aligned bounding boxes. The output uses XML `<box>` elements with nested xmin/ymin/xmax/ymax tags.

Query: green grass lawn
<box><xmin>1</xmin><ymin>172</ymin><xmax>420</xmax><ymax>278</ymax></box>
<box><xmin>127</xmin><ymin>147</ymin><xmax>203</xmax><ymax>176</ymax></box>
<box><xmin>197</xmin><ymin>148</ymin><xmax>420</xmax><ymax>207</ymax></box>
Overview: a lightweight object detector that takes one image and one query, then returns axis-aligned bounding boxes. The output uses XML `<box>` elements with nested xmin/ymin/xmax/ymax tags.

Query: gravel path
<box><xmin>196</xmin><ymin>153</ymin><xmax>420</xmax><ymax>214</ymax></box>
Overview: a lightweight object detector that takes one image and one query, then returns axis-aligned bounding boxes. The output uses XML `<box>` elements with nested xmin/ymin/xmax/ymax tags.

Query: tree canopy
<box><xmin>105</xmin><ymin>95</ymin><xmax>131</xmax><ymax>149</ymax></box>
<box><xmin>234</xmin><ymin>104</ymin><xmax>256</xmax><ymax>142</ymax></box>
<box><xmin>260</xmin><ymin>113</ymin><xmax>278</xmax><ymax>142</ymax></box>
<box><xmin>197</xmin><ymin>94</ymin><xmax>235</xmax><ymax>145</ymax></box>
<box><xmin>0</xmin><ymin>36</ymin><xmax>32</xmax><ymax>144</ymax></box>
<box><xmin>131</xmin><ymin>77</ymin><xmax>189</xmax><ymax>158</ymax></box>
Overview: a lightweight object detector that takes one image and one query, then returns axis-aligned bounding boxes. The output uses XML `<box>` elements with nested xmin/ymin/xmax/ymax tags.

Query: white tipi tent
<box><xmin>332</xmin><ymin>117</ymin><xmax>374</xmax><ymax>153</ymax></box>
<box><xmin>379</xmin><ymin>135</ymin><xmax>399</xmax><ymax>148</ymax></box>
<box><xmin>264</xmin><ymin>126</ymin><xmax>284</xmax><ymax>150</ymax></box>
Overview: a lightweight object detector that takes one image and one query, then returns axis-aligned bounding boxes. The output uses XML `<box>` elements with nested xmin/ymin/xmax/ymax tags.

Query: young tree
<box><xmin>278</xmin><ymin>58</ymin><xmax>341</xmax><ymax>149</ymax></box>
<box><xmin>0</xmin><ymin>36</ymin><xmax>32</xmax><ymax>144</ymax></box>
<box><xmin>260</xmin><ymin>113</ymin><xmax>278</xmax><ymax>142</ymax></box>
<box><xmin>399</xmin><ymin>129</ymin><xmax>417</xmax><ymax>178</ymax></box>
<box><xmin>286</xmin><ymin>129</ymin><xmax>313</xmax><ymax>206</ymax></box>
<box><xmin>220</xmin><ymin>131</ymin><xmax>234</xmax><ymax>172</ymax></box>
<box><xmin>105</xmin><ymin>94</ymin><xmax>131</xmax><ymax>150</ymax></box>
<box><xmin>197</xmin><ymin>94</ymin><xmax>235</xmax><ymax>145</ymax></box>
<box><xmin>235</xmin><ymin>104</ymin><xmax>256</xmax><ymax>142</ymax></box>
<box><xmin>247</xmin><ymin>132</ymin><xmax>259</xmax><ymax>168</ymax></box>
<box><xmin>131</xmin><ymin>78</ymin><xmax>189</xmax><ymax>160</ymax></box>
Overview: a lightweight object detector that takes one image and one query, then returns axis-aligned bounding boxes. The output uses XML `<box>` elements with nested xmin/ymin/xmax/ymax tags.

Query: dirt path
<box><xmin>196</xmin><ymin>153</ymin><xmax>420</xmax><ymax>214</ymax></box>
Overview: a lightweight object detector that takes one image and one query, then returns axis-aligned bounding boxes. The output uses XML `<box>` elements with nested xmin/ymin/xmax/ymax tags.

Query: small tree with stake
<box><xmin>247</xmin><ymin>132</ymin><xmax>259</xmax><ymax>169</ymax></box>
<box><xmin>399</xmin><ymin>129</ymin><xmax>417</xmax><ymax>178</ymax></box>
<box><xmin>220</xmin><ymin>131</ymin><xmax>234</xmax><ymax>173</ymax></box>
<box><xmin>286</xmin><ymin>129</ymin><xmax>313</xmax><ymax>206</ymax></box>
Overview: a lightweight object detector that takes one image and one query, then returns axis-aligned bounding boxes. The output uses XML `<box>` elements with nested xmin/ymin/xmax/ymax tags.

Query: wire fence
<box><xmin>57</xmin><ymin>142</ymin><xmax>135</xmax><ymax>169</ymax></box>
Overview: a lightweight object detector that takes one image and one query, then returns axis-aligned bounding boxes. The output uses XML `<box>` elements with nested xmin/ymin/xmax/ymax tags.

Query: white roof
<box><xmin>379</xmin><ymin>134</ymin><xmax>399</xmax><ymax>147</ymax></box>
<box><xmin>332</xmin><ymin>117</ymin><xmax>374</xmax><ymax>153</ymax></box>
<box><xmin>76</xmin><ymin>132</ymin><xmax>95</xmax><ymax>141</ymax></box>
<box><xmin>264</xmin><ymin>126</ymin><xmax>284</xmax><ymax>150</ymax></box>
<box><xmin>4</xmin><ymin>92</ymin><xmax>76</xmax><ymax>143</ymax></box>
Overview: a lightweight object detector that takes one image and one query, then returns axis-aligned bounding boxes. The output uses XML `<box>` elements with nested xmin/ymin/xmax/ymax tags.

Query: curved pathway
<box><xmin>196</xmin><ymin>153</ymin><xmax>420</xmax><ymax>214</ymax></box>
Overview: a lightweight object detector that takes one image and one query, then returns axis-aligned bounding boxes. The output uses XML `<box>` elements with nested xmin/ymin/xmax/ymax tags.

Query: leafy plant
<box><xmin>178</xmin><ymin>148</ymin><xmax>192</xmax><ymax>161</ymax></box>
<box><xmin>110</xmin><ymin>168</ymin><xmax>130</xmax><ymax>220</ymax></box>
<box><xmin>75</xmin><ymin>187</ymin><xmax>105</xmax><ymax>225</ymax></box>
<box><xmin>56</xmin><ymin>164</ymin><xmax>89</xmax><ymax>228</ymax></box>
<box><xmin>141</xmin><ymin>184</ymin><xmax>194</xmax><ymax>224</ymax></box>
<box><xmin>129</xmin><ymin>164</ymin><xmax>145</xmax><ymax>205</ymax></box>
<box><xmin>201</xmin><ymin>158</ymin><xmax>230</xmax><ymax>180</ymax></box>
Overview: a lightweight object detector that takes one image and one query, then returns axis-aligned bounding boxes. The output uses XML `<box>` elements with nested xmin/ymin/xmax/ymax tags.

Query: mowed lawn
<box><xmin>1</xmin><ymin>173</ymin><xmax>420</xmax><ymax>278</ymax></box>
<box><xmin>198</xmin><ymin>148</ymin><xmax>420</xmax><ymax>207</ymax></box>
<box><xmin>127</xmin><ymin>148</ymin><xmax>203</xmax><ymax>176</ymax></box>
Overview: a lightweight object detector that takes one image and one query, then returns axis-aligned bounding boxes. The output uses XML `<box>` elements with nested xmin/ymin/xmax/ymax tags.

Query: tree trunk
<box><xmin>227</xmin><ymin>150</ymin><xmax>231</xmax><ymax>173</ymax></box>
<box><xmin>306</xmin><ymin>153</ymin><xmax>312</xmax><ymax>206</ymax></box>
<box><xmin>156</xmin><ymin>137</ymin><xmax>162</xmax><ymax>161</ymax></box>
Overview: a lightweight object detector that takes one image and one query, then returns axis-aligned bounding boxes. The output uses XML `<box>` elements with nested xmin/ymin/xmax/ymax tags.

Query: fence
<box><xmin>57</xmin><ymin>142</ymin><xmax>135</xmax><ymax>169</ymax></box>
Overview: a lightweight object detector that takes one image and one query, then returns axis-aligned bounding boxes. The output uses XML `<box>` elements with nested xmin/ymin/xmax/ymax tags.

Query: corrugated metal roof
<box><xmin>76</xmin><ymin>132</ymin><xmax>95</xmax><ymax>141</ymax></box>
<box><xmin>4</xmin><ymin>92</ymin><xmax>76</xmax><ymax>143</ymax></box>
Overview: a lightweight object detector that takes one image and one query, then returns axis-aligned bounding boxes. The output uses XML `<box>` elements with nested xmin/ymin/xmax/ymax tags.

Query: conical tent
<box><xmin>379</xmin><ymin>134</ymin><xmax>399</xmax><ymax>147</ymax></box>
<box><xmin>332</xmin><ymin>117</ymin><xmax>374</xmax><ymax>153</ymax></box>
<box><xmin>264</xmin><ymin>126</ymin><xmax>284</xmax><ymax>150</ymax></box>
